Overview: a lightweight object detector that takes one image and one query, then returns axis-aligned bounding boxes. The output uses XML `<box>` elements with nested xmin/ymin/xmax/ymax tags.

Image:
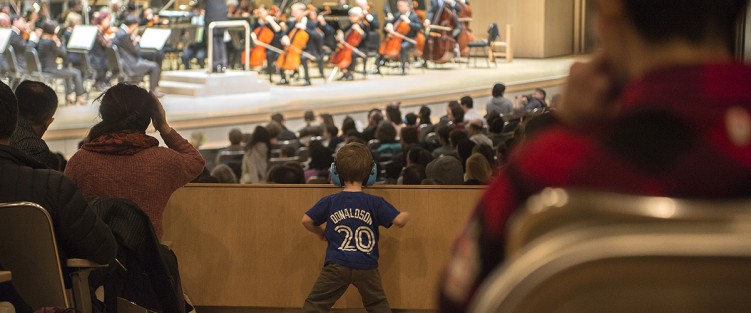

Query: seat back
<box><xmin>24</xmin><ymin>48</ymin><xmax>42</xmax><ymax>75</ymax></box>
<box><xmin>3</xmin><ymin>46</ymin><xmax>19</xmax><ymax>75</ymax></box>
<box><xmin>470</xmin><ymin>222</ymin><xmax>751</xmax><ymax>313</ymax></box>
<box><xmin>0</xmin><ymin>202</ymin><xmax>69</xmax><ymax>309</ymax></box>
<box><xmin>487</xmin><ymin>23</ymin><xmax>500</xmax><ymax>43</ymax></box>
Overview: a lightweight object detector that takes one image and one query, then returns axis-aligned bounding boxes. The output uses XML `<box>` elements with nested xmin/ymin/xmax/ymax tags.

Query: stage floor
<box><xmin>45</xmin><ymin>56</ymin><xmax>581</xmax><ymax>146</ymax></box>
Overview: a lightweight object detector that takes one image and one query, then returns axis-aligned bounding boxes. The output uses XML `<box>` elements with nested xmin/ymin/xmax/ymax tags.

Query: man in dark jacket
<box><xmin>9</xmin><ymin>80</ymin><xmax>62</xmax><ymax>170</ymax></box>
<box><xmin>0</xmin><ymin>80</ymin><xmax>117</xmax><ymax>266</ymax></box>
<box><xmin>114</xmin><ymin>16</ymin><xmax>161</xmax><ymax>93</ymax></box>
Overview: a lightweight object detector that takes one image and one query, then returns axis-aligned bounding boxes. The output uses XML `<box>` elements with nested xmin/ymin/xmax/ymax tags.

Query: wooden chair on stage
<box><xmin>467</xmin><ymin>23</ymin><xmax>513</xmax><ymax>68</ymax></box>
<box><xmin>469</xmin><ymin>188</ymin><xmax>751</xmax><ymax>313</ymax></box>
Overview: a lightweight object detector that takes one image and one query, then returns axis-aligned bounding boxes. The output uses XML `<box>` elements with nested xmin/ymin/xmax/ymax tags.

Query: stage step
<box><xmin>159</xmin><ymin>70</ymin><xmax>270</xmax><ymax>97</ymax></box>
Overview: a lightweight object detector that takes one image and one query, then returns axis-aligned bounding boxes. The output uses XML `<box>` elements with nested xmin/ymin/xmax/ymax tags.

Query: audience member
<box><xmin>486</xmin><ymin>83</ymin><xmax>513</xmax><ymax>117</ymax></box>
<box><xmin>418</xmin><ymin>105</ymin><xmax>432</xmax><ymax>125</ymax></box>
<box><xmin>404</xmin><ymin>112</ymin><xmax>418</xmax><ymax>126</ymax></box>
<box><xmin>401</xmin><ymin>164</ymin><xmax>426</xmax><ymax>185</ymax></box>
<box><xmin>362</xmin><ymin>109</ymin><xmax>384</xmax><ymax>141</ymax></box>
<box><xmin>0</xmin><ymin>79</ymin><xmax>117</xmax><ymax>271</ymax></box>
<box><xmin>268</xmin><ymin>163</ymin><xmax>305</xmax><ymax>184</ymax></box>
<box><xmin>456</xmin><ymin>139</ymin><xmax>476</xmax><ymax>170</ymax></box>
<box><xmin>446</xmin><ymin>101</ymin><xmax>465</xmax><ymax>130</ymax></box>
<box><xmin>406</xmin><ymin>146</ymin><xmax>433</xmax><ymax>167</ymax></box>
<box><xmin>299</xmin><ymin>110</ymin><xmax>323</xmax><ymax>138</ymax></box>
<box><xmin>385</xmin><ymin>103</ymin><xmax>404</xmax><ymax>134</ymax></box>
<box><xmin>240</xmin><ymin>125</ymin><xmax>271</xmax><ymax>183</ymax></box>
<box><xmin>439</xmin><ymin>0</ymin><xmax>751</xmax><ymax>311</ymax></box>
<box><xmin>271</xmin><ymin>113</ymin><xmax>298</xmax><ymax>140</ymax></box>
<box><xmin>305</xmin><ymin>141</ymin><xmax>334</xmax><ymax>182</ymax></box>
<box><xmin>464</xmin><ymin>153</ymin><xmax>492</xmax><ymax>185</ymax></box>
<box><xmin>374</xmin><ymin>121</ymin><xmax>400</xmax><ymax>157</ymax></box>
<box><xmin>425</xmin><ymin>156</ymin><xmax>464</xmax><ymax>185</ymax></box>
<box><xmin>211</xmin><ymin>164</ymin><xmax>238</xmax><ymax>183</ymax></box>
<box><xmin>65</xmin><ymin>83</ymin><xmax>205</xmax><ymax>239</ymax></box>
<box><xmin>431</xmin><ymin>125</ymin><xmax>453</xmax><ymax>158</ymax></box>
<box><xmin>460</xmin><ymin>96</ymin><xmax>483</xmax><ymax>123</ymax></box>
<box><xmin>467</xmin><ymin>119</ymin><xmax>493</xmax><ymax>147</ymax></box>
<box><xmin>9</xmin><ymin>81</ymin><xmax>60</xmax><ymax>169</ymax></box>
<box><xmin>265</xmin><ymin>120</ymin><xmax>283</xmax><ymax>144</ymax></box>
<box><xmin>323</xmin><ymin>124</ymin><xmax>342</xmax><ymax>150</ymax></box>
<box><xmin>472</xmin><ymin>144</ymin><xmax>496</xmax><ymax>170</ymax></box>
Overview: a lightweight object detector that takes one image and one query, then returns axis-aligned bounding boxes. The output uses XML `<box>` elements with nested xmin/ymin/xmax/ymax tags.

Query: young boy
<box><xmin>301</xmin><ymin>142</ymin><xmax>410</xmax><ymax>313</ymax></box>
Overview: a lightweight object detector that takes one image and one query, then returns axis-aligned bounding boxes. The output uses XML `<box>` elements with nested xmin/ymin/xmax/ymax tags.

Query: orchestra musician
<box><xmin>375</xmin><ymin>0</ymin><xmax>423</xmax><ymax>75</ymax></box>
<box><xmin>37</xmin><ymin>21</ymin><xmax>86</xmax><ymax>105</ymax></box>
<box><xmin>250</xmin><ymin>5</ymin><xmax>283</xmax><ymax>74</ymax></box>
<box><xmin>307</xmin><ymin>6</ymin><xmax>331</xmax><ymax>78</ymax></box>
<box><xmin>277</xmin><ymin>3</ymin><xmax>317</xmax><ymax>86</ymax></box>
<box><xmin>114</xmin><ymin>16</ymin><xmax>162</xmax><ymax>93</ymax></box>
<box><xmin>356</xmin><ymin>0</ymin><xmax>381</xmax><ymax>53</ymax></box>
<box><xmin>334</xmin><ymin>7</ymin><xmax>367</xmax><ymax>81</ymax></box>
<box><xmin>9</xmin><ymin>15</ymin><xmax>33</xmax><ymax>78</ymax></box>
<box><xmin>424</xmin><ymin>0</ymin><xmax>462</xmax><ymax>39</ymax></box>
<box><xmin>182</xmin><ymin>2</ymin><xmax>207</xmax><ymax>70</ymax></box>
<box><xmin>91</xmin><ymin>11</ymin><xmax>114</xmax><ymax>91</ymax></box>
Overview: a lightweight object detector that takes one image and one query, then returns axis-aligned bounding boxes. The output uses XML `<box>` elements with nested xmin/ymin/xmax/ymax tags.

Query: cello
<box><xmin>422</xmin><ymin>1</ymin><xmax>457</xmax><ymax>64</ymax></box>
<box><xmin>243</xmin><ymin>5</ymin><xmax>281</xmax><ymax>67</ymax></box>
<box><xmin>456</xmin><ymin>0</ymin><xmax>474</xmax><ymax>57</ymax></box>
<box><xmin>330</xmin><ymin>23</ymin><xmax>365</xmax><ymax>70</ymax></box>
<box><xmin>378</xmin><ymin>7</ymin><xmax>417</xmax><ymax>60</ymax></box>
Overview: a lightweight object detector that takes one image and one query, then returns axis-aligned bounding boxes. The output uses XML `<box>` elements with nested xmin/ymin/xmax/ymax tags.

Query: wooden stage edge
<box><xmin>44</xmin><ymin>76</ymin><xmax>567</xmax><ymax>141</ymax></box>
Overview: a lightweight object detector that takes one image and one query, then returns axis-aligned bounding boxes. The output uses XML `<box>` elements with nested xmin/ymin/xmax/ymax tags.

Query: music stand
<box><xmin>66</xmin><ymin>25</ymin><xmax>98</xmax><ymax>52</ymax></box>
<box><xmin>0</xmin><ymin>28</ymin><xmax>12</xmax><ymax>54</ymax></box>
<box><xmin>139</xmin><ymin>28</ymin><xmax>172</xmax><ymax>52</ymax></box>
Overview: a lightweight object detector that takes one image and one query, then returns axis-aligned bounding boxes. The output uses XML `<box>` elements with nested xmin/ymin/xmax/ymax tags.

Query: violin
<box><xmin>456</xmin><ymin>0</ymin><xmax>474</xmax><ymax>57</ymax></box>
<box><xmin>330</xmin><ymin>23</ymin><xmax>365</xmax><ymax>70</ymax></box>
<box><xmin>422</xmin><ymin>1</ymin><xmax>457</xmax><ymax>64</ymax></box>
<box><xmin>276</xmin><ymin>21</ymin><xmax>310</xmax><ymax>71</ymax></box>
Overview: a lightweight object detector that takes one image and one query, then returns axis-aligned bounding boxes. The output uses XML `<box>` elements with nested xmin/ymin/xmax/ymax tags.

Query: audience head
<box><xmin>383</xmin><ymin>162</ymin><xmax>402</xmax><ymax>182</ymax></box>
<box><xmin>449</xmin><ymin>129</ymin><xmax>468</xmax><ymax>149</ymax></box>
<box><xmin>460</xmin><ymin>96</ymin><xmax>474</xmax><ymax>110</ymax></box>
<box><xmin>456</xmin><ymin>139</ymin><xmax>476</xmax><ymax>166</ymax></box>
<box><xmin>386</xmin><ymin>103</ymin><xmax>402</xmax><ymax>126</ymax></box>
<box><xmin>473</xmin><ymin>144</ymin><xmax>496</xmax><ymax>169</ymax></box>
<box><xmin>401</xmin><ymin>164</ymin><xmax>426</xmax><ymax>185</ymax></box>
<box><xmin>532</xmin><ymin>88</ymin><xmax>546</xmax><ymax>101</ymax></box>
<box><xmin>280</xmin><ymin>145</ymin><xmax>297</xmax><ymax>158</ymax></box>
<box><xmin>249</xmin><ymin>125</ymin><xmax>271</xmax><ymax>155</ymax></box>
<box><xmin>426</xmin><ymin>156</ymin><xmax>464</xmax><ymax>185</ymax></box>
<box><xmin>376</xmin><ymin>121</ymin><xmax>397</xmax><ymax>144</ymax></box>
<box><xmin>87</xmin><ymin>83</ymin><xmax>154</xmax><ymax>141</ymax></box>
<box><xmin>492</xmin><ymin>83</ymin><xmax>506</xmax><ymax>98</ymax></box>
<box><xmin>487</xmin><ymin>114</ymin><xmax>504</xmax><ymax>134</ymax></box>
<box><xmin>465</xmin><ymin>153</ymin><xmax>492</xmax><ymax>184</ymax></box>
<box><xmin>228</xmin><ymin>128</ymin><xmax>243</xmax><ymax>146</ymax></box>
<box><xmin>447</xmin><ymin>101</ymin><xmax>464</xmax><ymax>124</ymax></box>
<box><xmin>404</xmin><ymin>113</ymin><xmax>417</xmax><ymax>126</ymax></box>
<box><xmin>334</xmin><ymin>142</ymin><xmax>373</xmax><ymax>184</ymax></box>
<box><xmin>268</xmin><ymin>164</ymin><xmax>305</xmax><ymax>184</ymax></box>
<box><xmin>0</xmin><ymin>81</ymin><xmax>18</xmax><ymax>142</ymax></box>
<box><xmin>265</xmin><ymin>120</ymin><xmax>282</xmax><ymax>141</ymax></box>
<box><xmin>304</xmin><ymin>110</ymin><xmax>316</xmax><ymax>122</ymax></box>
<box><xmin>399</xmin><ymin>126</ymin><xmax>418</xmax><ymax>146</ymax></box>
<box><xmin>407</xmin><ymin>146</ymin><xmax>433</xmax><ymax>166</ymax></box>
<box><xmin>319</xmin><ymin>113</ymin><xmax>334</xmax><ymax>127</ymax></box>
<box><xmin>15</xmin><ymin>80</ymin><xmax>58</xmax><ymax>133</ymax></box>
<box><xmin>323</xmin><ymin>124</ymin><xmax>339</xmax><ymax>140</ymax></box>
<box><xmin>271</xmin><ymin>113</ymin><xmax>285</xmax><ymax>125</ymax></box>
<box><xmin>436</xmin><ymin>124</ymin><xmax>451</xmax><ymax>145</ymax></box>
<box><xmin>522</xmin><ymin>112</ymin><xmax>558</xmax><ymax>140</ymax></box>
<box><xmin>467</xmin><ymin>119</ymin><xmax>484</xmax><ymax>136</ymax></box>
<box><xmin>418</xmin><ymin>105</ymin><xmax>431</xmax><ymax>125</ymax></box>
<box><xmin>369</xmin><ymin>110</ymin><xmax>384</xmax><ymax>127</ymax></box>
<box><xmin>341</xmin><ymin>116</ymin><xmax>357</xmax><ymax>135</ymax></box>
<box><xmin>211</xmin><ymin>164</ymin><xmax>238</xmax><ymax>183</ymax></box>
<box><xmin>308</xmin><ymin>141</ymin><xmax>334</xmax><ymax>170</ymax></box>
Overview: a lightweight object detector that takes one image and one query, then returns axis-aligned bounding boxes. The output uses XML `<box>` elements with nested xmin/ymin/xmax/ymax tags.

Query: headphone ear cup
<box><xmin>364</xmin><ymin>163</ymin><xmax>377</xmax><ymax>187</ymax></box>
<box><xmin>330</xmin><ymin>162</ymin><xmax>342</xmax><ymax>187</ymax></box>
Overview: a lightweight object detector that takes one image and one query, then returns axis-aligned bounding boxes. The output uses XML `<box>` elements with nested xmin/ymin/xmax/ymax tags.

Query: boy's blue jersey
<box><xmin>306</xmin><ymin>191</ymin><xmax>400</xmax><ymax>269</ymax></box>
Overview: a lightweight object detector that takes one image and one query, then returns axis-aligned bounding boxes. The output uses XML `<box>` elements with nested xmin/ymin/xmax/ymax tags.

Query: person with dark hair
<box><xmin>460</xmin><ymin>95</ymin><xmax>483</xmax><ymax>123</ymax></box>
<box><xmin>299</xmin><ymin>110</ymin><xmax>323</xmax><ymax>138</ymax></box>
<box><xmin>440</xmin><ymin>0</ymin><xmax>751</xmax><ymax>311</ymax></box>
<box><xmin>486</xmin><ymin>83</ymin><xmax>513</xmax><ymax>117</ymax></box>
<box><xmin>301</xmin><ymin>142</ymin><xmax>409</xmax><ymax>312</ymax></box>
<box><xmin>65</xmin><ymin>83</ymin><xmax>205</xmax><ymax>239</ymax></box>
<box><xmin>448</xmin><ymin>129</ymin><xmax>468</xmax><ymax>152</ymax></box>
<box><xmin>404</xmin><ymin>112</ymin><xmax>418</xmax><ymax>126</ymax></box>
<box><xmin>418</xmin><ymin>105</ymin><xmax>432</xmax><ymax>125</ymax></box>
<box><xmin>9</xmin><ymin>81</ymin><xmax>59</xmax><ymax>169</ymax></box>
<box><xmin>240</xmin><ymin>125</ymin><xmax>271</xmax><ymax>183</ymax></box>
<box><xmin>455</xmin><ymin>138</ymin><xmax>476</xmax><ymax>171</ymax></box>
<box><xmin>341</xmin><ymin>116</ymin><xmax>360</xmax><ymax>140</ymax></box>
<box><xmin>431</xmin><ymin>124</ymin><xmax>454</xmax><ymax>158</ymax></box>
<box><xmin>515</xmin><ymin>88</ymin><xmax>547</xmax><ymax>113</ymax></box>
<box><xmin>375</xmin><ymin>120</ymin><xmax>400</xmax><ymax>155</ymax></box>
<box><xmin>271</xmin><ymin>113</ymin><xmax>298</xmax><ymax>141</ymax></box>
<box><xmin>114</xmin><ymin>16</ymin><xmax>162</xmax><ymax>93</ymax></box>
<box><xmin>37</xmin><ymin>20</ymin><xmax>86</xmax><ymax>105</ymax></box>
<box><xmin>401</xmin><ymin>164</ymin><xmax>426</xmax><ymax>185</ymax></box>
<box><xmin>305</xmin><ymin>141</ymin><xmax>334</xmax><ymax>182</ymax></box>
<box><xmin>362</xmin><ymin>109</ymin><xmax>384</xmax><ymax>142</ymax></box>
<box><xmin>385</xmin><ymin>103</ymin><xmax>403</xmax><ymax>133</ymax></box>
<box><xmin>446</xmin><ymin>101</ymin><xmax>465</xmax><ymax>130</ymax></box>
<box><xmin>211</xmin><ymin>164</ymin><xmax>238</xmax><ymax>183</ymax></box>
<box><xmin>268</xmin><ymin>163</ymin><xmax>305</xmax><ymax>184</ymax></box>
<box><xmin>406</xmin><ymin>146</ymin><xmax>433</xmax><ymax>167</ymax></box>
<box><xmin>8</xmin><ymin>15</ymin><xmax>31</xmax><ymax>81</ymax></box>
<box><xmin>323</xmin><ymin>124</ymin><xmax>343</xmax><ymax>150</ymax></box>
<box><xmin>0</xmin><ymin>78</ymin><xmax>116</xmax><ymax>313</ymax></box>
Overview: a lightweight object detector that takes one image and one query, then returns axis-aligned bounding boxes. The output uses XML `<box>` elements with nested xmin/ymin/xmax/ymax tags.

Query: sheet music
<box><xmin>139</xmin><ymin>28</ymin><xmax>172</xmax><ymax>51</ymax></box>
<box><xmin>67</xmin><ymin>25</ymin><xmax>98</xmax><ymax>51</ymax></box>
<box><xmin>0</xmin><ymin>28</ymin><xmax>11</xmax><ymax>54</ymax></box>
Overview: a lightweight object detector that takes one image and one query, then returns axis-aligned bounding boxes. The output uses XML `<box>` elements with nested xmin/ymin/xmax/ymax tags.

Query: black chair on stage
<box><xmin>106</xmin><ymin>46</ymin><xmax>144</xmax><ymax>86</ymax></box>
<box><xmin>23</xmin><ymin>48</ymin><xmax>57</xmax><ymax>85</ymax></box>
<box><xmin>466</xmin><ymin>23</ymin><xmax>500</xmax><ymax>68</ymax></box>
<box><xmin>2</xmin><ymin>46</ymin><xmax>25</xmax><ymax>87</ymax></box>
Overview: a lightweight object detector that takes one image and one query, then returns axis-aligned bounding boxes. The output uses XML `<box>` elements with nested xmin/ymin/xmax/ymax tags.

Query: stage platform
<box><xmin>45</xmin><ymin>56</ymin><xmax>583</xmax><ymax>155</ymax></box>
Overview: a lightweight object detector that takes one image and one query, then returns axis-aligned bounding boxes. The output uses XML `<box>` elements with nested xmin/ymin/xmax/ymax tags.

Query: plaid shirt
<box><xmin>439</xmin><ymin>63</ymin><xmax>751</xmax><ymax>312</ymax></box>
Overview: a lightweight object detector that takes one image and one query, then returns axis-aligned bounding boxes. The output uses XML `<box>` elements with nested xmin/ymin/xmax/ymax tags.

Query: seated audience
<box><xmin>464</xmin><ymin>153</ymin><xmax>492</xmax><ymax>185</ymax></box>
<box><xmin>515</xmin><ymin>88</ymin><xmax>547</xmax><ymax>113</ymax></box>
<box><xmin>271</xmin><ymin>113</ymin><xmax>298</xmax><ymax>141</ymax></box>
<box><xmin>38</xmin><ymin>21</ymin><xmax>86</xmax><ymax>105</ymax></box>
<box><xmin>401</xmin><ymin>164</ymin><xmax>426</xmax><ymax>185</ymax></box>
<box><xmin>9</xmin><ymin>81</ymin><xmax>62</xmax><ymax>170</ymax></box>
<box><xmin>299</xmin><ymin>110</ymin><xmax>323</xmax><ymax>139</ymax></box>
<box><xmin>362</xmin><ymin>108</ymin><xmax>384</xmax><ymax>142</ymax></box>
<box><xmin>240</xmin><ymin>125</ymin><xmax>271</xmax><ymax>184</ymax></box>
<box><xmin>404</xmin><ymin>112</ymin><xmax>418</xmax><ymax>126</ymax></box>
<box><xmin>425</xmin><ymin>156</ymin><xmax>464</xmax><ymax>185</ymax></box>
<box><xmin>215</xmin><ymin>128</ymin><xmax>245</xmax><ymax>178</ymax></box>
<box><xmin>486</xmin><ymin>83</ymin><xmax>513</xmax><ymax>117</ymax></box>
<box><xmin>432</xmin><ymin>125</ymin><xmax>454</xmax><ymax>158</ymax></box>
<box><xmin>373</xmin><ymin>121</ymin><xmax>401</xmax><ymax>159</ymax></box>
<box><xmin>467</xmin><ymin>119</ymin><xmax>493</xmax><ymax>147</ymax></box>
<box><xmin>386</xmin><ymin>103</ymin><xmax>404</xmax><ymax>134</ymax></box>
<box><xmin>460</xmin><ymin>96</ymin><xmax>483</xmax><ymax>123</ymax></box>
<box><xmin>446</xmin><ymin>101</ymin><xmax>465</xmax><ymax>130</ymax></box>
<box><xmin>211</xmin><ymin>164</ymin><xmax>238</xmax><ymax>183</ymax></box>
<box><xmin>268</xmin><ymin>163</ymin><xmax>306</xmax><ymax>184</ymax></box>
<box><xmin>305</xmin><ymin>141</ymin><xmax>334</xmax><ymax>182</ymax></box>
<box><xmin>114</xmin><ymin>16</ymin><xmax>162</xmax><ymax>93</ymax></box>
<box><xmin>65</xmin><ymin>83</ymin><xmax>205</xmax><ymax>239</ymax></box>
<box><xmin>406</xmin><ymin>146</ymin><xmax>433</xmax><ymax>167</ymax></box>
<box><xmin>0</xmin><ymin>80</ymin><xmax>117</xmax><ymax>267</ymax></box>
<box><xmin>439</xmin><ymin>0</ymin><xmax>751</xmax><ymax>311</ymax></box>
<box><xmin>473</xmin><ymin>144</ymin><xmax>497</xmax><ymax>171</ymax></box>
<box><xmin>456</xmin><ymin>139</ymin><xmax>476</xmax><ymax>171</ymax></box>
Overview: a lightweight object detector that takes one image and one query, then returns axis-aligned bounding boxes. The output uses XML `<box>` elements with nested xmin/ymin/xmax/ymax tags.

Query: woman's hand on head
<box><xmin>151</xmin><ymin>92</ymin><xmax>171</xmax><ymax>133</ymax></box>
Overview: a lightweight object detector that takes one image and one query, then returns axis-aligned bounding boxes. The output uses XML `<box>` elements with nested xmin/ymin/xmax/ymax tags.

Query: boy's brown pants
<box><xmin>301</xmin><ymin>263</ymin><xmax>391</xmax><ymax>313</ymax></box>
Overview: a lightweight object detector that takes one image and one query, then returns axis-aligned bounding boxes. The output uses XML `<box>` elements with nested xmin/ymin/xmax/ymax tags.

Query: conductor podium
<box><xmin>158</xmin><ymin>70</ymin><xmax>270</xmax><ymax>97</ymax></box>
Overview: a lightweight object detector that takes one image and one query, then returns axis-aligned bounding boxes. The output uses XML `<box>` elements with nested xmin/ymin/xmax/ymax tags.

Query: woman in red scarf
<box><xmin>65</xmin><ymin>83</ymin><xmax>205</xmax><ymax>239</ymax></box>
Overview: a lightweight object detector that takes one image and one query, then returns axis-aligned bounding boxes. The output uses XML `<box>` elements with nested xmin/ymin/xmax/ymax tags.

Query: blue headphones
<box><xmin>330</xmin><ymin>162</ymin><xmax>378</xmax><ymax>187</ymax></box>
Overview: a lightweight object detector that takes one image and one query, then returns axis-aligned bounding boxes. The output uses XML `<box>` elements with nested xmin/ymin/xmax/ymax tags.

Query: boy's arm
<box><xmin>302</xmin><ymin>214</ymin><xmax>326</xmax><ymax>240</ymax></box>
<box><xmin>391</xmin><ymin>212</ymin><xmax>410</xmax><ymax>228</ymax></box>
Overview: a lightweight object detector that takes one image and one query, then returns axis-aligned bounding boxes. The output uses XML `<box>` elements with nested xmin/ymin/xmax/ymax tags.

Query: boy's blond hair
<box><xmin>335</xmin><ymin>142</ymin><xmax>373</xmax><ymax>184</ymax></box>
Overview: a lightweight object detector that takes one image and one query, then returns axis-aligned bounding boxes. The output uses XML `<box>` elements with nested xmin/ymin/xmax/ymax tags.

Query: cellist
<box><xmin>250</xmin><ymin>5</ymin><xmax>283</xmax><ymax>75</ymax></box>
<box><xmin>333</xmin><ymin>7</ymin><xmax>367</xmax><ymax>81</ymax></box>
<box><xmin>375</xmin><ymin>0</ymin><xmax>423</xmax><ymax>75</ymax></box>
<box><xmin>424</xmin><ymin>0</ymin><xmax>462</xmax><ymax>39</ymax></box>
<box><xmin>278</xmin><ymin>2</ymin><xmax>317</xmax><ymax>86</ymax></box>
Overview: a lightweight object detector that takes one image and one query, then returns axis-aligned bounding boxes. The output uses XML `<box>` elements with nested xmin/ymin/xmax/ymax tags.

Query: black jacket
<box><xmin>0</xmin><ymin>144</ymin><xmax>117</xmax><ymax>265</ymax></box>
<box><xmin>37</xmin><ymin>38</ymin><xmax>66</xmax><ymax>72</ymax></box>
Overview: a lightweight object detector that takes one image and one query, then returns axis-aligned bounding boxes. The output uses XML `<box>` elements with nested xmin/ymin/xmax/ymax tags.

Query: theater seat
<box><xmin>469</xmin><ymin>189</ymin><xmax>751</xmax><ymax>313</ymax></box>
